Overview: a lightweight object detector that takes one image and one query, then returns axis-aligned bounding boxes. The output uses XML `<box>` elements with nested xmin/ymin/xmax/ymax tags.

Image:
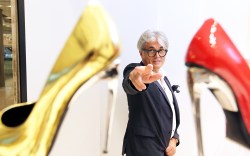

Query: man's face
<box><xmin>139</xmin><ymin>41</ymin><xmax>166</xmax><ymax>72</ymax></box>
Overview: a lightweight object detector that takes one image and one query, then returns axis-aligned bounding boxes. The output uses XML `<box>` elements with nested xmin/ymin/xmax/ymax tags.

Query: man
<box><xmin>122</xmin><ymin>30</ymin><xmax>180</xmax><ymax>156</ymax></box>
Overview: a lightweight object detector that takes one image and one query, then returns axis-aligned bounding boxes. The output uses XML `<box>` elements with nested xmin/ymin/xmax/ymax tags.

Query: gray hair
<box><xmin>137</xmin><ymin>29</ymin><xmax>169</xmax><ymax>50</ymax></box>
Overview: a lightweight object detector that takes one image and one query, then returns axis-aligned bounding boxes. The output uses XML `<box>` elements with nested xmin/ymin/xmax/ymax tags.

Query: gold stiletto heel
<box><xmin>101</xmin><ymin>59</ymin><xmax>119</xmax><ymax>155</ymax></box>
<box><xmin>0</xmin><ymin>1</ymin><xmax>121</xmax><ymax>155</ymax></box>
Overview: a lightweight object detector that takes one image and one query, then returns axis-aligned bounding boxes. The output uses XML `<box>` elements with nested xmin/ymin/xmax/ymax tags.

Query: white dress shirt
<box><xmin>157</xmin><ymin>72</ymin><xmax>176</xmax><ymax>138</ymax></box>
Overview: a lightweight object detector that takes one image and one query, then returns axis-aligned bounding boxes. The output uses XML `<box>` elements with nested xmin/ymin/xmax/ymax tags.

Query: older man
<box><xmin>122</xmin><ymin>30</ymin><xmax>180</xmax><ymax>156</ymax></box>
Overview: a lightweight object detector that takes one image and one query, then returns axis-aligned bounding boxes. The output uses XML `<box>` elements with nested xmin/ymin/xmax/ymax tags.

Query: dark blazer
<box><xmin>122</xmin><ymin>62</ymin><xmax>180</xmax><ymax>156</ymax></box>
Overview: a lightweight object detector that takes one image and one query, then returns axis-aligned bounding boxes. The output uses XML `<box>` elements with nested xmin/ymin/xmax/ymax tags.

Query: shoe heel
<box><xmin>187</xmin><ymin>67</ymin><xmax>204</xmax><ymax>156</ymax></box>
<box><xmin>101</xmin><ymin>60</ymin><xmax>119</xmax><ymax>154</ymax></box>
<box><xmin>188</xmin><ymin>66</ymin><xmax>250</xmax><ymax>155</ymax></box>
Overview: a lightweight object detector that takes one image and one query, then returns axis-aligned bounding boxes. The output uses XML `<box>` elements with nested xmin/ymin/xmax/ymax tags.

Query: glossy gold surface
<box><xmin>0</xmin><ymin>1</ymin><xmax>120</xmax><ymax>155</ymax></box>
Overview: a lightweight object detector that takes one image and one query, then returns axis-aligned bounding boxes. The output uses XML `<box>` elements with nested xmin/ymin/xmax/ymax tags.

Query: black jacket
<box><xmin>122</xmin><ymin>62</ymin><xmax>180</xmax><ymax>156</ymax></box>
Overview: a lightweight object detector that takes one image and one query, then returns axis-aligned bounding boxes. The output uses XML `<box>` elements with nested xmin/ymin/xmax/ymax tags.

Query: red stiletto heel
<box><xmin>185</xmin><ymin>18</ymin><xmax>250</xmax><ymax>156</ymax></box>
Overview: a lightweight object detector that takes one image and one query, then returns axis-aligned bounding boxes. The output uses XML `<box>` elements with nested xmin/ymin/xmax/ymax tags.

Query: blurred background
<box><xmin>22</xmin><ymin>0</ymin><xmax>250</xmax><ymax>155</ymax></box>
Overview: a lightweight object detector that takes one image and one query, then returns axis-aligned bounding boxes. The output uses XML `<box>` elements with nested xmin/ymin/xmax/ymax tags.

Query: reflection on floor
<box><xmin>0</xmin><ymin>78</ymin><xmax>14</xmax><ymax>110</ymax></box>
<box><xmin>0</xmin><ymin>60</ymin><xmax>14</xmax><ymax>110</ymax></box>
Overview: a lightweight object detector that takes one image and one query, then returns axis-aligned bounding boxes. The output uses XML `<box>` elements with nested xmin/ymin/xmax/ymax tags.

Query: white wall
<box><xmin>24</xmin><ymin>0</ymin><xmax>250</xmax><ymax>155</ymax></box>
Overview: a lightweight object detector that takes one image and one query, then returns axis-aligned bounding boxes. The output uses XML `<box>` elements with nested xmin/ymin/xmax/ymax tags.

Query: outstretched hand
<box><xmin>129</xmin><ymin>64</ymin><xmax>162</xmax><ymax>91</ymax></box>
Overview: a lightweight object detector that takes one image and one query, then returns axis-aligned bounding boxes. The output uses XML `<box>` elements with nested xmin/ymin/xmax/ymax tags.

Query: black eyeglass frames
<box><xmin>142</xmin><ymin>49</ymin><xmax>168</xmax><ymax>57</ymax></box>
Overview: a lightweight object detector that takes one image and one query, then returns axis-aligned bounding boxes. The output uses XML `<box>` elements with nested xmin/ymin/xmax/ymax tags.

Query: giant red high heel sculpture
<box><xmin>185</xmin><ymin>18</ymin><xmax>250</xmax><ymax>156</ymax></box>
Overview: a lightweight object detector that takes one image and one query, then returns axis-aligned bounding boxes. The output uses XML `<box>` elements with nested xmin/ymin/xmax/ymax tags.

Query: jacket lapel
<box><xmin>163</xmin><ymin>76</ymin><xmax>180</xmax><ymax>124</ymax></box>
<box><xmin>154</xmin><ymin>80</ymin><xmax>170</xmax><ymax>105</ymax></box>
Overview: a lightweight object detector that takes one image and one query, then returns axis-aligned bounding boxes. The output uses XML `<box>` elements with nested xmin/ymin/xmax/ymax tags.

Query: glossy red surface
<box><xmin>185</xmin><ymin>18</ymin><xmax>250</xmax><ymax>134</ymax></box>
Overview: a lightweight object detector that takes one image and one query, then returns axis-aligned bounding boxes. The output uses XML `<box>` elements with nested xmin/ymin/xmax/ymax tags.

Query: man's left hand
<box><xmin>165</xmin><ymin>138</ymin><xmax>177</xmax><ymax>156</ymax></box>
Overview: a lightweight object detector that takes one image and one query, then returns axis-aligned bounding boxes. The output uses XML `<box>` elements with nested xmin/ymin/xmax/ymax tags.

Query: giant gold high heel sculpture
<box><xmin>0</xmin><ymin>1</ymin><xmax>121</xmax><ymax>155</ymax></box>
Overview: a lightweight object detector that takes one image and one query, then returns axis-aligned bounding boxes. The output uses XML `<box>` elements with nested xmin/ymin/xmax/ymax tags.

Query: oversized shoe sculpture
<box><xmin>0</xmin><ymin>1</ymin><xmax>121</xmax><ymax>155</ymax></box>
<box><xmin>185</xmin><ymin>18</ymin><xmax>250</xmax><ymax>156</ymax></box>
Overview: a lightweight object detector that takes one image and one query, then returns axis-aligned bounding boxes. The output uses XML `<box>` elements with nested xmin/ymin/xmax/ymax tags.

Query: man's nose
<box><xmin>154</xmin><ymin>51</ymin><xmax>161</xmax><ymax>57</ymax></box>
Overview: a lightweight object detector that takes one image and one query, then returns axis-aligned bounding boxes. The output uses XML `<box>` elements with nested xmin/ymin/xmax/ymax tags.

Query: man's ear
<box><xmin>139</xmin><ymin>50</ymin><xmax>142</xmax><ymax>56</ymax></box>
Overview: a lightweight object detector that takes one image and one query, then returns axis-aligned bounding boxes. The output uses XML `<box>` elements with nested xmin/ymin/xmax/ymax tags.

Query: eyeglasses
<box><xmin>142</xmin><ymin>48</ymin><xmax>168</xmax><ymax>57</ymax></box>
